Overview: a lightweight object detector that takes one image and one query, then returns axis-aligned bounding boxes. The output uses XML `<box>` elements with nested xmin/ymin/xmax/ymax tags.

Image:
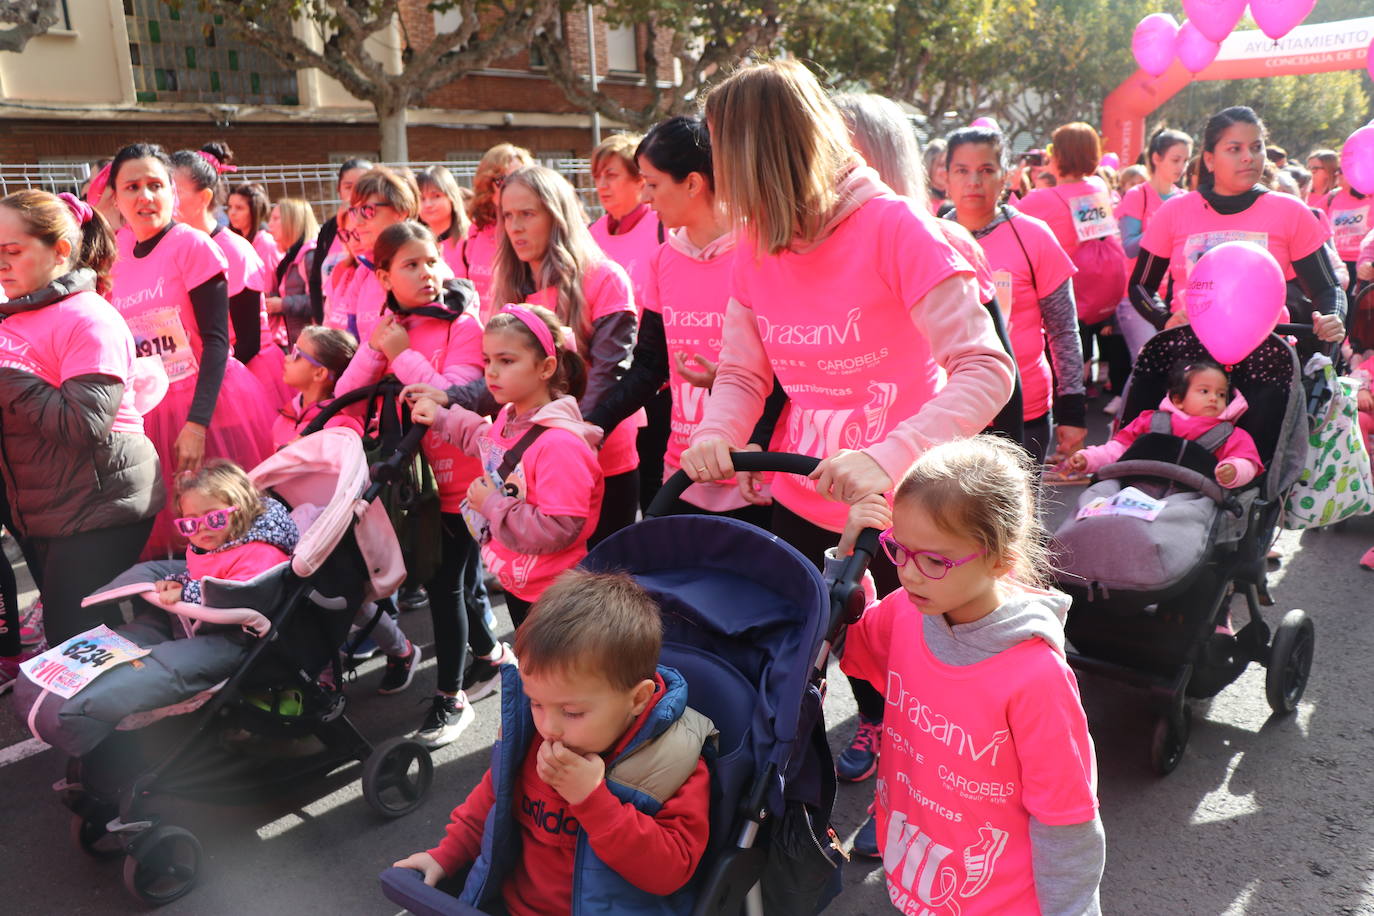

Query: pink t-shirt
<box><xmin>975</xmin><ymin>213</ymin><xmax>1076</xmax><ymax>421</ymax></box>
<box><xmin>1327</xmin><ymin>188</ymin><xmax>1371</xmax><ymax>262</ymax></box>
<box><xmin>841</xmin><ymin>587</ymin><xmax>1099</xmax><ymax>916</ymax></box>
<box><xmin>478</xmin><ymin>405</ymin><xmax>603</xmax><ymax>601</ymax></box>
<box><xmin>1018</xmin><ymin>177</ymin><xmax>1118</xmax><ymax>255</ymax></box>
<box><xmin>528</xmin><ymin>258</ymin><xmax>642</xmax><ymax>477</ymax></box>
<box><xmin>211</xmin><ymin>227</ymin><xmax>267</xmax><ymax>295</ymax></box>
<box><xmin>440</xmin><ymin>234</ymin><xmax>466</xmax><ymax>283</ymax></box>
<box><xmin>649</xmin><ymin>234</ymin><xmax>751</xmax><ymax>512</ymax></box>
<box><xmin>110</xmin><ymin>223</ymin><xmax>228</xmax><ymax>388</ymax></box>
<box><xmin>1140</xmin><ymin>190</ymin><xmax>1329</xmax><ymax>314</ymax></box>
<box><xmin>589</xmin><ymin>209</ymin><xmax>662</xmax><ymax>315</ymax></box>
<box><xmin>323</xmin><ymin>257</ymin><xmax>355</xmax><ymax>331</ymax></box>
<box><xmin>0</xmin><ymin>290</ymin><xmax>144</xmax><ymax>435</ymax></box>
<box><xmin>726</xmin><ymin>194</ymin><xmax>969</xmax><ymax>531</ymax></box>
<box><xmin>351</xmin><ymin>264</ymin><xmax>388</xmax><ymax>346</ymax></box>
<box><xmin>460</xmin><ymin>223</ymin><xmax>500</xmax><ymax>320</ymax></box>
<box><xmin>270</xmin><ymin>394</ymin><xmax>364</xmax><ymax>450</ymax></box>
<box><xmin>252</xmin><ymin>230</ymin><xmax>280</xmax><ymax>287</ymax></box>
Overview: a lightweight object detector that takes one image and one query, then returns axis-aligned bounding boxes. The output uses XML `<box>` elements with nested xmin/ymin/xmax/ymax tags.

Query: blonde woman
<box><xmin>265</xmin><ymin>197</ymin><xmax>320</xmax><ymax>345</ymax></box>
<box><xmin>490</xmin><ymin>164</ymin><xmax>640</xmax><ymax>543</ymax></box>
<box><xmin>461</xmin><ymin>142</ymin><xmax>533</xmax><ymax>313</ymax></box>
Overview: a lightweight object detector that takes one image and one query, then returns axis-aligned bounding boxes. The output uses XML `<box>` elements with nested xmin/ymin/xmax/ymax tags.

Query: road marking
<box><xmin>0</xmin><ymin>737</ymin><xmax>50</xmax><ymax>767</ymax></box>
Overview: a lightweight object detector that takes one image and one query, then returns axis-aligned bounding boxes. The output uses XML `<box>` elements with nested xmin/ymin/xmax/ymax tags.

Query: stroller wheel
<box><xmin>362</xmin><ymin>737</ymin><xmax>434</xmax><ymax>818</ymax></box>
<box><xmin>1149</xmin><ymin>706</ymin><xmax>1191</xmax><ymax>776</ymax></box>
<box><xmin>1266</xmin><ymin>609</ymin><xmax>1315</xmax><ymax>715</ymax></box>
<box><xmin>122</xmin><ymin>825</ymin><xmax>202</xmax><ymax>906</ymax></box>
<box><xmin>71</xmin><ymin>811</ymin><xmax>123</xmax><ymax>860</ymax></box>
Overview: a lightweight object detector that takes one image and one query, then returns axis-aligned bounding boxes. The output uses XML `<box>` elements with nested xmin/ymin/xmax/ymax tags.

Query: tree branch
<box><xmin>0</xmin><ymin>0</ymin><xmax>62</xmax><ymax>54</ymax></box>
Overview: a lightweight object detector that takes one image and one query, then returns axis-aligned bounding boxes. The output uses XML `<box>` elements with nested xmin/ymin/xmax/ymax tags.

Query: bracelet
<box><xmin>183</xmin><ymin>424</ymin><xmax>207</xmax><ymax>438</ymax></box>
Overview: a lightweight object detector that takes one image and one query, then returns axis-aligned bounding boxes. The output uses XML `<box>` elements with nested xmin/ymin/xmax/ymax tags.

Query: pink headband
<box><xmin>500</xmin><ymin>304</ymin><xmax>557</xmax><ymax>356</ymax></box>
<box><xmin>197</xmin><ymin>150</ymin><xmax>237</xmax><ymax>175</ymax></box>
<box><xmin>85</xmin><ymin>162</ymin><xmax>112</xmax><ymax>207</ymax></box>
<box><xmin>57</xmin><ymin>192</ymin><xmax>94</xmax><ymax>226</ymax></box>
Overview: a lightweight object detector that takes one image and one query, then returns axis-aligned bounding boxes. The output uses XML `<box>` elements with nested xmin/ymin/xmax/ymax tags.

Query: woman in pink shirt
<box><xmin>459</xmin><ymin>143</ymin><xmax>533</xmax><ymax>318</ymax></box>
<box><xmin>417</xmin><ymin>165</ymin><xmax>471</xmax><ymax>279</ymax></box>
<box><xmin>310</xmin><ymin>158</ymin><xmax>373</xmax><ymax>328</ymax></box>
<box><xmin>107</xmin><ymin>143</ymin><xmax>276</xmax><ymax>559</ymax></box>
<box><xmin>1326</xmin><ymin>183</ymin><xmax>1370</xmax><ymax>297</ymax></box>
<box><xmin>681</xmin><ymin>60</ymin><xmax>1013</xmax><ymax>569</ymax></box>
<box><xmin>1130</xmin><ymin>106</ymin><xmax>1346</xmax><ymax>346</ymax></box>
<box><xmin>491</xmin><ymin>165</ymin><xmax>641</xmax><ymax>544</ymax></box>
<box><xmin>225</xmin><ymin>176</ymin><xmax>280</xmax><ymax>285</ymax></box>
<box><xmin>342</xmin><ymin>167</ymin><xmax>420</xmax><ymax>345</ymax></box>
<box><xmin>1305</xmin><ymin>148</ymin><xmax>1340</xmax><ymax>211</ymax></box>
<box><xmin>0</xmin><ymin>190</ymin><xmax>161</xmax><ymax>647</ymax></box>
<box><xmin>944</xmin><ymin>126</ymin><xmax>1086</xmax><ymax>465</ymax></box>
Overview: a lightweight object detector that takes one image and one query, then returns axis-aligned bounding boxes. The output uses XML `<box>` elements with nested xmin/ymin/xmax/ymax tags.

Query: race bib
<box><xmin>1183</xmin><ymin>230</ymin><xmax>1268</xmax><ymax>275</ymax></box>
<box><xmin>125</xmin><ymin>305</ymin><xmax>197</xmax><ymax>383</ymax></box>
<box><xmin>1069</xmin><ymin>192</ymin><xmax>1116</xmax><ymax>243</ymax></box>
<box><xmin>1331</xmin><ymin>206</ymin><xmax>1369</xmax><ymax>255</ymax></box>
<box><xmin>992</xmin><ymin>269</ymin><xmax>1014</xmax><ymax>321</ymax></box>
<box><xmin>20</xmin><ymin>625</ymin><xmax>149</xmax><ymax>699</ymax></box>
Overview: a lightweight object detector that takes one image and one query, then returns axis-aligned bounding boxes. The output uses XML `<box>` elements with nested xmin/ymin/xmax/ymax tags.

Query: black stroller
<box><xmin>1052</xmin><ymin>324</ymin><xmax>1317</xmax><ymax>774</ymax></box>
<box><xmin>379</xmin><ymin>453</ymin><xmax>878</xmax><ymax>916</ymax></box>
<box><xmin>15</xmin><ymin>384</ymin><xmax>439</xmax><ymax>906</ymax></box>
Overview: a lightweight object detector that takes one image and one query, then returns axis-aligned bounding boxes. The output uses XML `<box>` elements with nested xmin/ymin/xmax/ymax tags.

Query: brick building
<box><xmin>0</xmin><ymin>0</ymin><xmax>669</xmax><ymax>170</ymax></box>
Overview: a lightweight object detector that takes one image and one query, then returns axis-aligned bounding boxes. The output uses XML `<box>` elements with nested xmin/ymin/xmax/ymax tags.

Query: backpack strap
<box><xmin>496</xmin><ymin>424</ymin><xmax>548</xmax><ymax>481</ymax></box>
<box><xmin>1194</xmin><ymin>421</ymin><xmax>1235</xmax><ymax>453</ymax></box>
<box><xmin>1001</xmin><ymin>206</ymin><xmax>1039</xmax><ymax>295</ymax></box>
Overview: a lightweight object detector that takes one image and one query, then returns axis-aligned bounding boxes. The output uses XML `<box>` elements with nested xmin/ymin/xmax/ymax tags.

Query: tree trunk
<box><xmin>377</xmin><ymin>104</ymin><xmax>409</xmax><ymax>162</ymax></box>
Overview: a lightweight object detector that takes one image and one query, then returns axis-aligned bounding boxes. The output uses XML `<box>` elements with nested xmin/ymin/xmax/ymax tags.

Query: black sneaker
<box><xmin>398</xmin><ymin>585</ymin><xmax>430</xmax><ymax>613</ymax></box>
<box><xmin>413</xmin><ymin>692</ymin><xmax>473</xmax><ymax>748</ymax></box>
<box><xmin>378</xmin><ymin>642</ymin><xmax>421</xmax><ymax>695</ymax></box>
<box><xmin>462</xmin><ymin>642</ymin><xmax>516</xmax><ymax>702</ymax></box>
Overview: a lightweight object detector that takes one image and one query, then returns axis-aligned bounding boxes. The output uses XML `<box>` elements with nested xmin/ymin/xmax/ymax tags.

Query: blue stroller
<box><xmin>380</xmin><ymin>454</ymin><xmax>877</xmax><ymax>916</ymax></box>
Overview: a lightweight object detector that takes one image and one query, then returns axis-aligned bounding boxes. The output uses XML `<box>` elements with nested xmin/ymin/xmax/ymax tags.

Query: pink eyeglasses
<box><xmin>174</xmin><ymin>506</ymin><xmax>237</xmax><ymax>537</ymax></box>
<box><xmin>878</xmin><ymin>529</ymin><xmax>984</xmax><ymax>579</ymax></box>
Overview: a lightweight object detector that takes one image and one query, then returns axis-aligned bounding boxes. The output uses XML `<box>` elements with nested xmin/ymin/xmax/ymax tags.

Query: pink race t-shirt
<box><xmin>589</xmin><ymin>209</ymin><xmax>662</xmax><ymax>315</ymax></box>
<box><xmin>975</xmin><ymin>213</ymin><xmax>1076</xmax><ymax>422</ymax></box>
<box><xmin>461</xmin><ymin>223</ymin><xmax>500</xmax><ymax>320</ymax></box>
<box><xmin>478</xmin><ymin>407</ymin><xmax>604</xmax><ymax>601</ymax></box>
<box><xmin>252</xmin><ymin>230</ymin><xmax>280</xmax><ymax>287</ymax></box>
<box><xmin>1327</xmin><ymin>188</ymin><xmax>1371</xmax><ymax>262</ymax></box>
<box><xmin>351</xmin><ymin>264</ymin><xmax>388</xmax><ymax>346</ymax></box>
<box><xmin>729</xmin><ymin>194</ymin><xmax>969</xmax><ymax>531</ymax></box>
<box><xmin>841</xmin><ymin>587</ymin><xmax>1099</xmax><ymax>916</ymax></box>
<box><xmin>0</xmin><ymin>290</ymin><xmax>144</xmax><ymax>435</ymax></box>
<box><xmin>110</xmin><ymin>223</ymin><xmax>228</xmax><ymax>388</ymax></box>
<box><xmin>1140</xmin><ymin>190</ymin><xmax>1329</xmax><ymax>314</ymax></box>
<box><xmin>323</xmin><ymin>257</ymin><xmax>355</xmax><ymax>331</ymax></box>
<box><xmin>528</xmin><ymin>258</ymin><xmax>642</xmax><ymax>477</ymax></box>
<box><xmin>1017</xmin><ymin>176</ymin><xmax>1118</xmax><ymax>255</ymax></box>
<box><xmin>211</xmin><ymin>227</ymin><xmax>267</xmax><ymax>295</ymax></box>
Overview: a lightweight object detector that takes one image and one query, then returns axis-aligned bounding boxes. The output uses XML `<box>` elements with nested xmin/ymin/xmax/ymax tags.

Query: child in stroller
<box><xmin>390</xmin><ymin>569</ymin><xmax>714</xmax><ymax>915</ymax></box>
<box><xmin>1066</xmin><ymin>357</ymin><xmax>1264</xmax><ymax>488</ymax></box>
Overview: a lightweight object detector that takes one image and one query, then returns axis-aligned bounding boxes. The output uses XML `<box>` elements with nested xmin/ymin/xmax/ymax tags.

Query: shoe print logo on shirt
<box><xmin>882</xmin><ymin>811</ymin><xmax>1013</xmax><ymax>916</ymax></box>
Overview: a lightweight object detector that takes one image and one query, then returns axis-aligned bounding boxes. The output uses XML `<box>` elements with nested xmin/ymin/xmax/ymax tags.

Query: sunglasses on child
<box><xmin>878</xmin><ymin>529</ymin><xmax>984</xmax><ymax>580</ymax></box>
<box><xmin>287</xmin><ymin>344</ymin><xmax>332</xmax><ymax>376</ymax></box>
<box><xmin>174</xmin><ymin>506</ymin><xmax>237</xmax><ymax>537</ymax></box>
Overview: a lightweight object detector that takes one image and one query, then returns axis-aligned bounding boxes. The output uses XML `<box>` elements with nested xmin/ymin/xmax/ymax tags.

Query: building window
<box><xmin>124</xmin><ymin>0</ymin><xmax>299</xmax><ymax>106</ymax></box>
<box><xmin>605</xmin><ymin>24</ymin><xmax>638</xmax><ymax>73</ymax></box>
<box><xmin>528</xmin><ymin>15</ymin><xmax>562</xmax><ymax>70</ymax></box>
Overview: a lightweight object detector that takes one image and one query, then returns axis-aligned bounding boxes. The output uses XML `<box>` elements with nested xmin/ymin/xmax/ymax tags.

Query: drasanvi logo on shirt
<box><xmin>111</xmin><ymin>276</ymin><xmax>166</xmax><ymax>313</ymax></box>
<box><xmin>659</xmin><ymin>306</ymin><xmax>725</xmax><ymax>330</ymax></box>
<box><xmin>756</xmin><ymin>306</ymin><xmax>863</xmax><ymax>348</ymax></box>
<box><xmin>882</xmin><ymin>807</ymin><xmax>1012</xmax><ymax>915</ymax></box>
<box><xmin>886</xmin><ymin>671</ymin><xmax>1012</xmax><ymax>765</ymax></box>
<box><xmin>0</xmin><ymin>337</ymin><xmax>33</xmax><ymax>361</ymax></box>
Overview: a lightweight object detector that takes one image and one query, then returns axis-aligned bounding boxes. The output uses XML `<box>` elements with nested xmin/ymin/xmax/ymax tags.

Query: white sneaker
<box><xmin>1103</xmin><ymin>395</ymin><xmax>1122</xmax><ymax>416</ymax></box>
<box><xmin>413</xmin><ymin>692</ymin><xmax>474</xmax><ymax>748</ymax></box>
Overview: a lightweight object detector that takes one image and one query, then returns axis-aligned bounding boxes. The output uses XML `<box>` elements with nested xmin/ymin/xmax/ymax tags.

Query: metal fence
<box><xmin>0</xmin><ymin>157</ymin><xmax>600</xmax><ymax>221</ymax></box>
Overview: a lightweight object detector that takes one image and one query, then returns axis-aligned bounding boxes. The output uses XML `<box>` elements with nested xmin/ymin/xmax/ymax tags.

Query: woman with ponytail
<box><xmin>1130</xmin><ymin>106</ymin><xmax>1346</xmax><ymax>344</ymax></box>
<box><xmin>0</xmin><ymin>189</ymin><xmax>163</xmax><ymax>650</ymax></box>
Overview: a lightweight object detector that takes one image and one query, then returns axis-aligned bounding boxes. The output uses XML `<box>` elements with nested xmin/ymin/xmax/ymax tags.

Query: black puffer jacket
<box><xmin>0</xmin><ymin>270</ymin><xmax>164</xmax><ymax>538</ymax></box>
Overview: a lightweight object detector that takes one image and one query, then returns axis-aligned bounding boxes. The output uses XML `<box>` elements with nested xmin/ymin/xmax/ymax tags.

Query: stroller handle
<box><xmin>649</xmin><ymin>452</ymin><xmax>881</xmax><ymax>632</ymax></box>
<box><xmin>299</xmin><ymin>377</ymin><xmax>402</xmax><ymax>436</ymax></box>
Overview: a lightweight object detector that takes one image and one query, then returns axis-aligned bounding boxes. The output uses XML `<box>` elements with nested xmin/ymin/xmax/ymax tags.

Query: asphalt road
<box><xmin>3</xmin><ymin>414</ymin><xmax>1374</xmax><ymax>915</ymax></box>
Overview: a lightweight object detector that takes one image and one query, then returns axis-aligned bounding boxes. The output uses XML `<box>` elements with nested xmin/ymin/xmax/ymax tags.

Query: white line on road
<box><xmin>0</xmin><ymin>737</ymin><xmax>50</xmax><ymax>767</ymax></box>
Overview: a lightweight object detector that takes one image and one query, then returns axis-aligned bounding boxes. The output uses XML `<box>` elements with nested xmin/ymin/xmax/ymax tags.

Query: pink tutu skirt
<box><xmin>140</xmin><ymin>358</ymin><xmax>276</xmax><ymax>559</ymax></box>
<box><xmin>247</xmin><ymin>343</ymin><xmax>293</xmax><ymax>411</ymax></box>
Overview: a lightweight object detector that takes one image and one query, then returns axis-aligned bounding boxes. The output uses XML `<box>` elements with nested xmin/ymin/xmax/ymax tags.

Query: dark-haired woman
<box><xmin>0</xmin><ymin>190</ymin><xmax>162</xmax><ymax>646</ymax></box>
<box><xmin>225</xmin><ymin>174</ymin><xmax>279</xmax><ymax>281</ymax></box>
<box><xmin>1130</xmin><ymin>106</ymin><xmax>1346</xmax><ymax>345</ymax></box>
<box><xmin>417</xmin><ymin>165</ymin><xmax>472</xmax><ymax>279</ymax></box>
<box><xmin>107</xmin><ymin>143</ymin><xmax>275</xmax><ymax>558</ymax></box>
<box><xmin>1114</xmin><ymin>129</ymin><xmax>1192</xmax><ymax>359</ymax></box>
<box><xmin>309</xmin><ymin>157</ymin><xmax>374</xmax><ymax>325</ymax></box>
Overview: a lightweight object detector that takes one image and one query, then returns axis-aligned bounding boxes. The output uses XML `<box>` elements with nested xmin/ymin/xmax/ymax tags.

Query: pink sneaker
<box><xmin>1361</xmin><ymin>547</ymin><xmax>1374</xmax><ymax>571</ymax></box>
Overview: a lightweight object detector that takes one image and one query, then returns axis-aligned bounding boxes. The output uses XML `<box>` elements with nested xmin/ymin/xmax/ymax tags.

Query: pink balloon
<box><xmin>1183</xmin><ymin>0</ymin><xmax>1246</xmax><ymax>43</ymax></box>
<box><xmin>1101</xmin><ymin>153</ymin><xmax>1121</xmax><ymax>170</ymax></box>
<box><xmin>1342</xmin><ymin>125</ymin><xmax>1374</xmax><ymax>196</ymax></box>
<box><xmin>1133</xmin><ymin>13</ymin><xmax>1179</xmax><ymax>77</ymax></box>
<box><xmin>970</xmin><ymin>117</ymin><xmax>999</xmax><ymax>130</ymax></box>
<box><xmin>1175</xmin><ymin>21</ymin><xmax>1221</xmax><ymax>73</ymax></box>
<box><xmin>1249</xmin><ymin>0</ymin><xmax>1316</xmax><ymax>42</ymax></box>
<box><xmin>1187</xmin><ymin>242</ymin><xmax>1286</xmax><ymax>366</ymax></box>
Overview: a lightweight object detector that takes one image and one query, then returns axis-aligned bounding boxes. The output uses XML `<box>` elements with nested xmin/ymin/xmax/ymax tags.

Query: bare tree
<box><xmin>532</xmin><ymin>1</ymin><xmax>784</xmax><ymax>131</ymax></box>
<box><xmin>182</xmin><ymin>0</ymin><xmax>560</xmax><ymax>159</ymax></box>
<box><xmin>0</xmin><ymin>0</ymin><xmax>63</xmax><ymax>53</ymax></box>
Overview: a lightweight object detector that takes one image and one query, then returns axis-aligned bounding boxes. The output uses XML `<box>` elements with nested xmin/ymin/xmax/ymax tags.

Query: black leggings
<box><xmin>430</xmin><ymin>513</ymin><xmax>497</xmax><ymax>694</ymax></box>
<box><xmin>0</xmin><ymin>489</ymin><xmax>23</xmax><ymax>657</ymax></box>
<box><xmin>29</xmin><ymin>517</ymin><xmax>155</xmax><ymax>645</ymax></box>
<box><xmin>770</xmin><ymin>502</ymin><xmax>898</xmax><ymax>722</ymax></box>
<box><xmin>505</xmin><ymin>593</ymin><xmax>533</xmax><ymax>631</ymax></box>
<box><xmin>1080</xmin><ymin>319</ymin><xmax>1131</xmax><ymax>396</ymax></box>
<box><xmin>1021</xmin><ymin>412</ymin><xmax>1053</xmax><ymax>464</ymax></box>
<box><xmin>637</xmin><ymin>389</ymin><xmax>674</xmax><ymax>512</ymax></box>
<box><xmin>589</xmin><ymin>469</ymin><xmax>640</xmax><ymax>547</ymax></box>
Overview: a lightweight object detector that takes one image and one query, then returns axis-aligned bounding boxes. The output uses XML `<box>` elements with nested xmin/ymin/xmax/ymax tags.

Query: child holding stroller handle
<box><xmin>1064</xmin><ymin>357</ymin><xmax>1263</xmax><ymax>488</ymax></box>
<box><xmin>390</xmin><ymin>570</ymin><xmax>713</xmax><ymax>916</ymax></box>
<box><xmin>835</xmin><ymin>435</ymin><xmax>1104</xmax><ymax>916</ymax></box>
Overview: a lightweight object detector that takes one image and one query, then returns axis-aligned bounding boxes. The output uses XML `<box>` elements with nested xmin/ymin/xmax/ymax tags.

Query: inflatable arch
<box><xmin>1103</xmin><ymin>15</ymin><xmax>1373</xmax><ymax>162</ymax></box>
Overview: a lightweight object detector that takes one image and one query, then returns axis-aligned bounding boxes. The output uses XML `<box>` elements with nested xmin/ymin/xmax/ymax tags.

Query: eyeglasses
<box><xmin>287</xmin><ymin>344</ymin><xmax>332</xmax><ymax>376</ymax></box>
<box><xmin>174</xmin><ymin>506</ymin><xmax>237</xmax><ymax>537</ymax></box>
<box><xmin>348</xmin><ymin>201</ymin><xmax>395</xmax><ymax>222</ymax></box>
<box><xmin>878</xmin><ymin>529</ymin><xmax>984</xmax><ymax>580</ymax></box>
